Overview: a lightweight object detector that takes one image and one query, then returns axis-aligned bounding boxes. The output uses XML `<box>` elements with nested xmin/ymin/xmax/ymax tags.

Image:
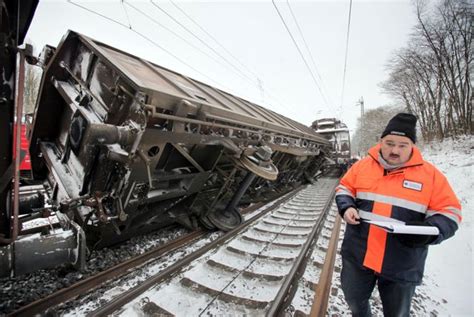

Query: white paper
<box><xmin>364</xmin><ymin>220</ymin><xmax>440</xmax><ymax>235</ymax></box>
<box><xmin>358</xmin><ymin>209</ymin><xmax>404</xmax><ymax>223</ymax></box>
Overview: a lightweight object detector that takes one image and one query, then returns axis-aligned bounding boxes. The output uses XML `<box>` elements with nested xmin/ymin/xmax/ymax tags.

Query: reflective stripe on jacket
<box><xmin>335</xmin><ymin>144</ymin><xmax>461</xmax><ymax>284</ymax></box>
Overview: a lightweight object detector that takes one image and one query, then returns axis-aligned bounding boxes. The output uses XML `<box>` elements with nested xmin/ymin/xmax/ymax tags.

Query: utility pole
<box><xmin>357</xmin><ymin>96</ymin><xmax>364</xmax><ymax>118</ymax></box>
<box><xmin>355</xmin><ymin>96</ymin><xmax>364</xmax><ymax>158</ymax></box>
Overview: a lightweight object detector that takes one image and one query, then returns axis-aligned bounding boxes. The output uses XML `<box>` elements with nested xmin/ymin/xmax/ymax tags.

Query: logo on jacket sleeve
<box><xmin>403</xmin><ymin>180</ymin><xmax>423</xmax><ymax>191</ymax></box>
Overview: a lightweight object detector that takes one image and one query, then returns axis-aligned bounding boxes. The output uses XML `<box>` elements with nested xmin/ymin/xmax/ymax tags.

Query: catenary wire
<box><xmin>272</xmin><ymin>0</ymin><xmax>332</xmax><ymax>113</ymax></box>
<box><xmin>124</xmin><ymin>1</ymin><xmax>258</xmax><ymax>87</ymax></box>
<box><xmin>150</xmin><ymin>0</ymin><xmax>258</xmax><ymax>86</ymax></box>
<box><xmin>168</xmin><ymin>0</ymin><xmax>296</xmax><ymax>112</ymax></box>
<box><xmin>340</xmin><ymin>0</ymin><xmax>353</xmax><ymax>116</ymax></box>
<box><xmin>169</xmin><ymin>0</ymin><xmax>261</xmax><ymax>81</ymax></box>
<box><xmin>67</xmin><ymin>0</ymin><xmax>235</xmax><ymax>92</ymax></box>
<box><xmin>68</xmin><ymin>1</ymin><xmax>304</xmax><ymax>117</ymax></box>
<box><xmin>286</xmin><ymin>0</ymin><xmax>334</xmax><ymax>108</ymax></box>
<box><xmin>154</xmin><ymin>0</ymin><xmax>295</xmax><ymax>113</ymax></box>
<box><xmin>121</xmin><ymin>0</ymin><xmax>132</xmax><ymax>29</ymax></box>
<box><xmin>136</xmin><ymin>1</ymin><xmax>290</xmax><ymax>113</ymax></box>
<box><xmin>67</xmin><ymin>1</ymin><xmax>291</xmax><ymax>115</ymax></box>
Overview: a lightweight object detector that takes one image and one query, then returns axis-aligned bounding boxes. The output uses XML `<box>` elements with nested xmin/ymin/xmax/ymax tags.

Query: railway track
<box><xmin>89</xmin><ymin>177</ymin><xmax>339</xmax><ymax>316</ymax></box>
<box><xmin>8</xmin><ymin>176</ymin><xmax>343</xmax><ymax>316</ymax></box>
<box><xmin>7</xmin><ymin>231</ymin><xmax>206</xmax><ymax>316</ymax></box>
<box><xmin>7</xmin><ymin>201</ymin><xmax>275</xmax><ymax>316</ymax></box>
<box><xmin>290</xmin><ymin>203</ymin><xmax>343</xmax><ymax>316</ymax></box>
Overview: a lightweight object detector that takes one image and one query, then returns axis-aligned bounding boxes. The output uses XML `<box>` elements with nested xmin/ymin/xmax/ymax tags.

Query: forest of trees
<box><xmin>381</xmin><ymin>0</ymin><xmax>472</xmax><ymax>141</ymax></box>
<box><xmin>352</xmin><ymin>0</ymin><xmax>472</xmax><ymax>155</ymax></box>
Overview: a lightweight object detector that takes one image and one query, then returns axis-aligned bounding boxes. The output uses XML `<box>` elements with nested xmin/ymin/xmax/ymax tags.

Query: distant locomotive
<box><xmin>311</xmin><ymin>118</ymin><xmax>351</xmax><ymax>170</ymax></box>
<box><xmin>1</xmin><ymin>29</ymin><xmax>332</xmax><ymax>276</ymax></box>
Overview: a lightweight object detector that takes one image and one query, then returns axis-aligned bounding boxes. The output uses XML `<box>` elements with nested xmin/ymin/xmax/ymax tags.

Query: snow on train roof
<box><xmin>314</xmin><ymin>128</ymin><xmax>349</xmax><ymax>133</ymax></box>
<box><xmin>317</xmin><ymin>120</ymin><xmax>337</xmax><ymax>126</ymax></box>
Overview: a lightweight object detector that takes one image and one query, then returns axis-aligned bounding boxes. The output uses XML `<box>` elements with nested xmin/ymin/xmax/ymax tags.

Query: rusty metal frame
<box><xmin>0</xmin><ymin>48</ymin><xmax>25</xmax><ymax>244</ymax></box>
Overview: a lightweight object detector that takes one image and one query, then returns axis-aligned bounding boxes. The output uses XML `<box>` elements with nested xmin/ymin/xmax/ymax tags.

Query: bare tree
<box><xmin>23</xmin><ymin>63</ymin><xmax>41</xmax><ymax>115</ymax></box>
<box><xmin>382</xmin><ymin>0</ymin><xmax>472</xmax><ymax>140</ymax></box>
<box><xmin>21</xmin><ymin>39</ymin><xmax>42</xmax><ymax>116</ymax></box>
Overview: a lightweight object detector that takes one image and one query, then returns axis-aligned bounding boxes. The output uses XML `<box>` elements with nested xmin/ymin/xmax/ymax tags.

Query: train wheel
<box><xmin>199</xmin><ymin>213</ymin><xmax>217</xmax><ymax>230</ymax></box>
<box><xmin>207</xmin><ymin>207</ymin><xmax>243</xmax><ymax>231</ymax></box>
<box><xmin>238</xmin><ymin>155</ymin><xmax>278</xmax><ymax>181</ymax></box>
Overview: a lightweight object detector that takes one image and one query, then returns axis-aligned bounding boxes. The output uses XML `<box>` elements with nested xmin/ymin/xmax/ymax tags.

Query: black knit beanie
<box><xmin>381</xmin><ymin>113</ymin><xmax>417</xmax><ymax>143</ymax></box>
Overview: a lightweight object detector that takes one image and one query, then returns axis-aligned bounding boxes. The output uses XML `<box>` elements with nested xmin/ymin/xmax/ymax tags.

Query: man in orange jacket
<box><xmin>335</xmin><ymin>113</ymin><xmax>461</xmax><ymax>317</ymax></box>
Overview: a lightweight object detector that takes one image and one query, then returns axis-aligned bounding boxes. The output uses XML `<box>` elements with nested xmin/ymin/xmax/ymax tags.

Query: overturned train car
<box><xmin>2</xmin><ymin>31</ymin><xmax>331</xmax><ymax>276</ymax></box>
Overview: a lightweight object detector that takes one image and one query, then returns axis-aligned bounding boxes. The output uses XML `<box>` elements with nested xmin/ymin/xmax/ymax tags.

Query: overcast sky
<box><xmin>27</xmin><ymin>0</ymin><xmax>418</xmax><ymax>132</ymax></box>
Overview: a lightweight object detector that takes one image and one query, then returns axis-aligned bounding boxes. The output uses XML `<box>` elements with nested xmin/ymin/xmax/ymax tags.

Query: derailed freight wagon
<box><xmin>3</xmin><ymin>30</ymin><xmax>330</xmax><ymax>275</ymax></box>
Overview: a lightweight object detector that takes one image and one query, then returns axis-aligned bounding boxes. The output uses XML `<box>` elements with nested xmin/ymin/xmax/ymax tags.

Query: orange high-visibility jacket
<box><xmin>335</xmin><ymin>144</ymin><xmax>461</xmax><ymax>284</ymax></box>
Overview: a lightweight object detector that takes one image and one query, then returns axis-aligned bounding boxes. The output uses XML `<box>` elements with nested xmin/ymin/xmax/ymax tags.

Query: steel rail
<box><xmin>7</xmin><ymin>230</ymin><xmax>205</xmax><ymax>317</ymax></box>
<box><xmin>265</xmin><ymin>181</ymin><xmax>338</xmax><ymax>316</ymax></box>
<box><xmin>310</xmin><ymin>214</ymin><xmax>342</xmax><ymax>317</ymax></box>
<box><xmin>88</xmin><ymin>187</ymin><xmax>303</xmax><ymax>317</ymax></box>
<box><xmin>7</xmin><ymin>197</ymin><xmax>273</xmax><ymax>317</ymax></box>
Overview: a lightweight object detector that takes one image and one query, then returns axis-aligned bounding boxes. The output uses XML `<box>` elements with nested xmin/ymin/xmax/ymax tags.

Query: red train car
<box><xmin>12</xmin><ymin>122</ymin><xmax>32</xmax><ymax>177</ymax></box>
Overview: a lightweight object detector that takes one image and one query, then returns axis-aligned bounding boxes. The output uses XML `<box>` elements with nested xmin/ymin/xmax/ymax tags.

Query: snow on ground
<box><xmin>417</xmin><ymin>135</ymin><xmax>474</xmax><ymax>316</ymax></box>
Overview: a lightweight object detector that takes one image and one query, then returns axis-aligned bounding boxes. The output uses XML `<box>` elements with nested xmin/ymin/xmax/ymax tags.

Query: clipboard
<box><xmin>363</xmin><ymin>219</ymin><xmax>440</xmax><ymax>235</ymax></box>
<box><xmin>358</xmin><ymin>209</ymin><xmax>439</xmax><ymax>235</ymax></box>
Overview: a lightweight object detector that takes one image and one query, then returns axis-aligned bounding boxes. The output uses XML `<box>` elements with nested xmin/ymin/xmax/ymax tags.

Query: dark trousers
<box><xmin>340</xmin><ymin>257</ymin><xmax>416</xmax><ymax>317</ymax></box>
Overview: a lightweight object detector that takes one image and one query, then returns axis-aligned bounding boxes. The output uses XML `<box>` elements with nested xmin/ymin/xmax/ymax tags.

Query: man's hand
<box><xmin>397</xmin><ymin>221</ymin><xmax>438</xmax><ymax>247</ymax></box>
<box><xmin>343</xmin><ymin>207</ymin><xmax>360</xmax><ymax>225</ymax></box>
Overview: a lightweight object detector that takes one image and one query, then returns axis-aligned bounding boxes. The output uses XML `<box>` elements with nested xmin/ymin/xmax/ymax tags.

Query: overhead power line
<box><xmin>120</xmin><ymin>0</ymin><xmax>132</xmax><ymax>29</ymax></box>
<box><xmin>124</xmin><ymin>1</ymin><xmax>256</xmax><ymax>87</ymax></box>
<box><xmin>272</xmin><ymin>0</ymin><xmax>331</xmax><ymax>112</ymax></box>
<box><xmin>67</xmin><ymin>0</ymin><xmax>234</xmax><ymax>92</ymax></box>
<box><xmin>340</xmin><ymin>0</ymin><xmax>353</xmax><ymax>114</ymax></box>
<box><xmin>150</xmin><ymin>0</ymin><xmax>258</xmax><ymax>86</ymax></box>
<box><xmin>145</xmin><ymin>1</ymin><xmax>290</xmax><ymax>113</ymax></box>
<box><xmin>169</xmin><ymin>0</ymin><xmax>260</xmax><ymax>81</ymax></box>
<box><xmin>67</xmin><ymin>1</ymin><xmax>295</xmax><ymax>116</ymax></box>
<box><xmin>286</xmin><ymin>0</ymin><xmax>334</xmax><ymax>108</ymax></box>
<box><xmin>165</xmin><ymin>0</ymin><xmax>294</xmax><ymax>113</ymax></box>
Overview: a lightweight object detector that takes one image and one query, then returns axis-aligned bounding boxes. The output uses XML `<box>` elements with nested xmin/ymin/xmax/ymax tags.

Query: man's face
<box><xmin>380</xmin><ymin>135</ymin><xmax>414</xmax><ymax>165</ymax></box>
